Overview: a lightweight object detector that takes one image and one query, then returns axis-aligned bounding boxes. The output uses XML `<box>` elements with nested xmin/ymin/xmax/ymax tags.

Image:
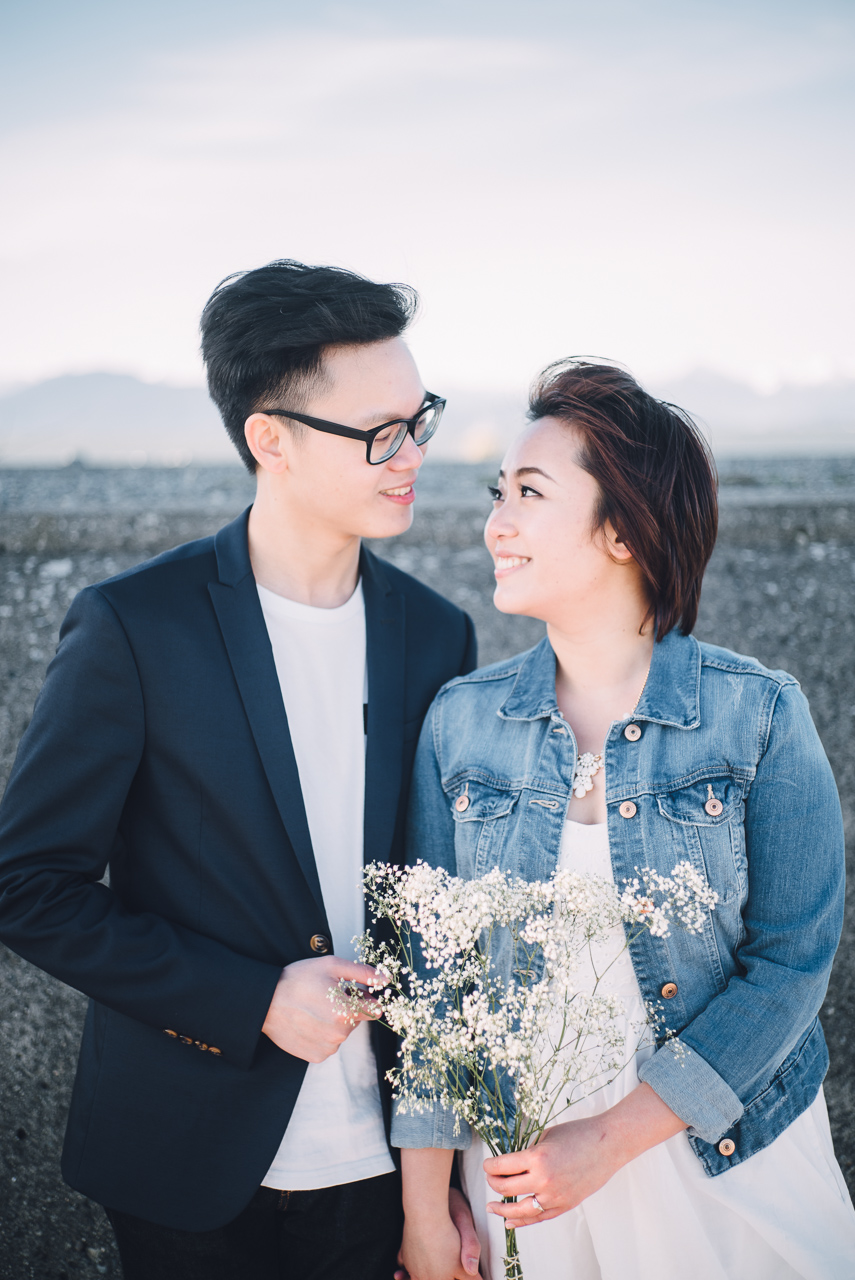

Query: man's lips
<box><xmin>380</xmin><ymin>483</ymin><xmax>416</xmax><ymax>505</ymax></box>
<box><xmin>493</xmin><ymin>553</ymin><xmax>531</xmax><ymax>578</ymax></box>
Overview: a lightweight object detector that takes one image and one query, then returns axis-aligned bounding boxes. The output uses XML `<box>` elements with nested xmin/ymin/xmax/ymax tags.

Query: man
<box><xmin>0</xmin><ymin>261</ymin><xmax>480</xmax><ymax>1278</ymax></box>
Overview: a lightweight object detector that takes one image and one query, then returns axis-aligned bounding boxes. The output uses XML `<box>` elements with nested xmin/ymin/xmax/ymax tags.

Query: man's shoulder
<box><xmin>365</xmin><ymin>549</ymin><xmax>469</xmax><ymax>628</ymax></box>
<box><xmin>85</xmin><ymin>532</ymin><xmax>219</xmax><ymax>611</ymax></box>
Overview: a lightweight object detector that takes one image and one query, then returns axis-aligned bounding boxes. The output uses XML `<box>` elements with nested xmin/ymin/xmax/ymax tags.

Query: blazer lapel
<box><xmin>208</xmin><ymin>510</ymin><xmax>325</xmax><ymax>917</ymax></box>
<box><xmin>361</xmin><ymin>547</ymin><xmax>406</xmax><ymax>868</ymax></box>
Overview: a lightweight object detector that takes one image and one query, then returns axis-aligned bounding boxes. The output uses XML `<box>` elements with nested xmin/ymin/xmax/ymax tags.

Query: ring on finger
<box><xmin>530</xmin><ymin>1194</ymin><xmax>545</xmax><ymax>1214</ymax></box>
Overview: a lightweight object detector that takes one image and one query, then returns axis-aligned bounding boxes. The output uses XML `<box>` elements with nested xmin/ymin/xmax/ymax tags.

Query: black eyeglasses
<box><xmin>259</xmin><ymin>393</ymin><xmax>445</xmax><ymax>465</ymax></box>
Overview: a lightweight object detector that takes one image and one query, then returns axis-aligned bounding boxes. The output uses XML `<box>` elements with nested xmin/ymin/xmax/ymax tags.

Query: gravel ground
<box><xmin>0</xmin><ymin>461</ymin><xmax>853</xmax><ymax>1278</ymax></box>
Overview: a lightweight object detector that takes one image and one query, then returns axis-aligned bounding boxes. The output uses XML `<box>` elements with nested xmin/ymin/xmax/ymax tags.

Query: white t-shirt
<box><xmin>256</xmin><ymin>580</ymin><xmax>394</xmax><ymax>1190</ymax></box>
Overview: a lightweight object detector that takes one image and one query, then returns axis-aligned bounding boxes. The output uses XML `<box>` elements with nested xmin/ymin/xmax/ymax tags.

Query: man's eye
<box><xmin>487</xmin><ymin>485</ymin><xmax>502</xmax><ymax>501</ymax></box>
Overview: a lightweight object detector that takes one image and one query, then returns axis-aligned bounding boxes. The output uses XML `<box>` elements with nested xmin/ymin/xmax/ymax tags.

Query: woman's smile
<box><xmin>493</xmin><ymin>553</ymin><xmax>531</xmax><ymax>578</ymax></box>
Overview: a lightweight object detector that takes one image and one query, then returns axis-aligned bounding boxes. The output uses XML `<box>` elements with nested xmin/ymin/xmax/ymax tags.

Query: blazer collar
<box><xmin>211</xmin><ymin>512</ymin><xmax>407</xmax><ymax>903</ymax></box>
<box><xmin>209</xmin><ymin>508</ymin><xmax>324</xmax><ymax>915</ymax></box>
<box><xmin>360</xmin><ymin>545</ymin><xmax>406</xmax><ymax>868</ymax></box>
<box><xmin>498</xmin><ymin>629</ymin><xmax>701</xmax><ymax>730</ymax></box>
<box><xmin>214</xmin><ymin>507</ymin><xmax>255</xmax><ymax>586</ymax></box>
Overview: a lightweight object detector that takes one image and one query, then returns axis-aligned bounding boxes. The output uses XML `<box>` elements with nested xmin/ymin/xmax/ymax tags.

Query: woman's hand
<box><xmin>484</xmin><ymin>1082</ymin><xmax>687</xmax><ymax>1228</ymax></box>
<box><xmin>398</xmin><ymin>1148</ymin><xmax>481</xmax><ymax>1280</ymax></box>
<box><xmin>399</xmin><ymin>1211</ymin><xmax>475</xmax><ymax>1280</ymax></box>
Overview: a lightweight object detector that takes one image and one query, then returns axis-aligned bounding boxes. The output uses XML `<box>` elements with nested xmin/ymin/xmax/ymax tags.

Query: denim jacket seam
<box><xmin>756</xmin><ymin>678</ymin><xmax>793</xmax><ymax>763</ymax></box>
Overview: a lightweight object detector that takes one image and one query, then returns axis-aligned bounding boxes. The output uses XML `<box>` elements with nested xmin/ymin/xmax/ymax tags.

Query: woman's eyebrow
<box><xmin>495</xmin><ymin>466</ymin><xmax>555</xmax><ymax>482</ymax></box>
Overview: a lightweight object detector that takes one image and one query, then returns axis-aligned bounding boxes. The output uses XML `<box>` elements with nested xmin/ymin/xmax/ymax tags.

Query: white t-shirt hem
<box><xmin>261</xmin><ymin>1150</ymin><xmax>396</xmax><ymax>1192</ymax></box>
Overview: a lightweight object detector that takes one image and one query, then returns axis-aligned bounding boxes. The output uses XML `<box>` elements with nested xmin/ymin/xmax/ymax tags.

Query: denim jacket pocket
<box><xmin>656</xmin><ymin>773</ymin><xmax>747</xmax><ymax>960</ymax></box>
<box><xmin>656</xmin><ymin>775</ymin><xmax>741</xmax><ymax>828</ymax></box>
<box><xmin>446</xmin><ymin>776</ymin><xmax>521</xmax><ymax>878</ymax></box>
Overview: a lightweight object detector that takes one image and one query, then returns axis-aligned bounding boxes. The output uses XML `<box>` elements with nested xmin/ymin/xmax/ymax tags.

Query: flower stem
<box><xmin>502</xmin><ymin>1199</ymin><xmax>524</xmax><ymax>1280</ymax></box>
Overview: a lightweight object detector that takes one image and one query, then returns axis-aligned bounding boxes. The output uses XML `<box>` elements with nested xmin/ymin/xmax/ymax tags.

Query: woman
<box><xmin>392</xmin><ymin>361</ymin><xmax>855</xmax><ymax>1280</ymax></box>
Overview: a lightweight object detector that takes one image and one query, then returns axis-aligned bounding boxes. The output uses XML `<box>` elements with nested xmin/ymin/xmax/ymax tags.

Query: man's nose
<box><xmin>389</xmin><ymin>431</ymin><xmax>424</xmax><ymax>470</ymax></box>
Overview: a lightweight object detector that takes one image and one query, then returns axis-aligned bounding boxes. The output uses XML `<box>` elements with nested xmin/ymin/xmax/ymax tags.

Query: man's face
<box><xmin>251</xmin><ymin>337</ymin><xmax>430</xmax><ymax>542</ymax></box>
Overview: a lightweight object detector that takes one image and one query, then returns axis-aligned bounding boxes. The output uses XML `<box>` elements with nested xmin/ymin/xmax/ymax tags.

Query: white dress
<box><xmin>461</xmin><ymin>820</ymin><xmax>855</xmax><ymax>1280</ymax></box>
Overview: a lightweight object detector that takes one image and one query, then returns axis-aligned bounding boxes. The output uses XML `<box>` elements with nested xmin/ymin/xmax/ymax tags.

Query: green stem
<box><xmin>502</xmin><ymin>1203</ymin><xmax>524</xmax><ymax>1280</ymax></box>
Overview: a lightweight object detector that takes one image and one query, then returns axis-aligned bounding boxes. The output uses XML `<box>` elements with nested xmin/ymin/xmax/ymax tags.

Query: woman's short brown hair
<box><xmin>528</xmin><ymin>358</ymin><xmax>718</xmax><ymax>638</ymax></box>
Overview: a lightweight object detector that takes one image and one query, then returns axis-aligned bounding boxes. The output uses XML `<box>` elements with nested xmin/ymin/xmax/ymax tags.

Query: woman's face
<box><xmin>484</xmin><ymin>417</ymin><xmax>634</xmax><ymax>627</ymax></box>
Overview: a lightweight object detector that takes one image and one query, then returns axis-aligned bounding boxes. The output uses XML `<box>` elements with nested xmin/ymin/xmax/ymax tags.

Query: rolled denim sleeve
<box><xmin>390</xmin><ymin>694</ymin><xmax>473</xmax><ymax>1150</ymax></box>
<box><xmin>640</xmin><ymin>680</ymin><xmax>845</xmax><ymax>1142</ymax></box>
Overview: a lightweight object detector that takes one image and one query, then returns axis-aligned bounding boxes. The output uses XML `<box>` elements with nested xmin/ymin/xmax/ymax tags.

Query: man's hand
<box><xmin>261</xmin><ymin>956</ymin><xmax>385</xmax><ymax>1063</ymax></box>
<box><xmin>395</xmin><ymin>1186</ymin><xmax>481</xmax><ymax>1280</ymax></box>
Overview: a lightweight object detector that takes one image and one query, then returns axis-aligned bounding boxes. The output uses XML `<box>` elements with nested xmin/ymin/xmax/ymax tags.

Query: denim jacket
<box><xmin>390</xmin><ymin>629</ymin><xmax>845</xmax><ymax>1176</ymax></box>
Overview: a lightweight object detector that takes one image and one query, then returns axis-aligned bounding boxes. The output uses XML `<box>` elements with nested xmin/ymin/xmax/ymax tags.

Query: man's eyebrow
<box><xmin>353</xmin><ymin>394</ymin><xmax>427</xmax><ymax>429</ymax></box>
<box><xmin>496</xmin><ymin>466</ymin><xmax>556</xmax><ymax>482</ymax></box>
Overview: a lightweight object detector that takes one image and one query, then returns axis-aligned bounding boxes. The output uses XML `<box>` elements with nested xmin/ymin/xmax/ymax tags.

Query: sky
<box><xmin>1</xmin><ymin>0</ymin><xmax>854</xmax><ymax>399</ymax></box>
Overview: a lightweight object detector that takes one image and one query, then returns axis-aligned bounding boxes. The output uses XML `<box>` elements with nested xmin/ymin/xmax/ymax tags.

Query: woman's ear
<box><xmin>244</xmin><ymin>413</ymin><xmax>290</xmax><ymax>474</ymax></box>
<box><xmin>603</xmin><ymin>520</ymin><xmax>635</xmax><ymax>563</ymax></box>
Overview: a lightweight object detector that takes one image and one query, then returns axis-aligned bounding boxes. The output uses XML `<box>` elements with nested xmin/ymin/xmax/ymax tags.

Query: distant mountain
<box><xmin>0</xmin><ymin>370</ymin><xmax>852</xmax><ymax>464</ymax></box>
<box><xmin>0</xmin><ymin>373</ymin><xmax>233</xmax><ymax>465</ymax></box>
<box><xmin>648</xmin><ymin>371</ymin><xmax>855</xmax><ymax>455</ymax></box>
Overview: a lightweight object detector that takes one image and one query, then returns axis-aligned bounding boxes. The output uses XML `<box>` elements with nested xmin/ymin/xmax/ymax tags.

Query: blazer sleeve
<box><xmin>0</xmin><ymin>586</ymin><xmax>282</xmax><ymax>1072</ymax></box>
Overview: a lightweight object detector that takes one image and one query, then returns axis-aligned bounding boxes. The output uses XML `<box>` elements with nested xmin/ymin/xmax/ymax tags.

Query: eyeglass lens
<box><xmin>368</xmin><ymin>402</ymin><xmax>443</xmax><ymax>464</ymax></box>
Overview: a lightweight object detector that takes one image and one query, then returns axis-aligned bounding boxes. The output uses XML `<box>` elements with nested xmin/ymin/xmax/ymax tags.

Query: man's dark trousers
<box><xmin>0</xmin><ymin>509</ymin><xmax>476</xmax><ymax>1242</ymax></box>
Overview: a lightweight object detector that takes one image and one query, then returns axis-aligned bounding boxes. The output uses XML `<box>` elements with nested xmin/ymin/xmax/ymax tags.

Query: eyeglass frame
<box><xmin>257</xmin><ymin>392</ymin><xmax>446</xmax><ymax>465</ymax></box>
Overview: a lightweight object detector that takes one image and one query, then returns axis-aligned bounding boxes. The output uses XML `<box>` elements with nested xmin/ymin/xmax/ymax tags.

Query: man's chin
<box><xmin>362</xmin><ymin>504</ymin><xmax>415</xmax><ymax>541</ymax></box>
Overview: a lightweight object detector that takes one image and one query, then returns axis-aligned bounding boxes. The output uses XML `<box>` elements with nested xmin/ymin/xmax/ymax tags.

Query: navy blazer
<box><xmin>0</xmin><ymin>509</ymin><xmax>476</xmax><ymax>1230</ymax></box>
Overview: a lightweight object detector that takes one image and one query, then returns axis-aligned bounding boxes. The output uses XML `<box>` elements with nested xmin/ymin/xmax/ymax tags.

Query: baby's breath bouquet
<box><xmin>335</xmin><ymin>859</ymin><xmax>716</xmax><ymax>1280</ymax></box>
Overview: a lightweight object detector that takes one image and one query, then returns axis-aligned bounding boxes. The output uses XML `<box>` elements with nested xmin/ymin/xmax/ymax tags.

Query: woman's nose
<box><xmin>484</xmin><ymin>503</ymin><xmax>515</xmax><ymax>545</ymax></box>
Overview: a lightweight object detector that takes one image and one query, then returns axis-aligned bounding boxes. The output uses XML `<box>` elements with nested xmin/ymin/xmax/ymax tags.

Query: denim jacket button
<box><xmin>661</xmin><ymin>982</ymin><xmax>678</xmax><ymax>999</ymax></box>
<box><xmin>705</xmin><ymin>798</ymin><xmax>724</xmax><ymax>816</ymax></box>
<box><xmin>454</xmin><ymin>794</ymin><xmax>470</xmax><ymax>813</ymax></box>
<box><xmin>619</xmin><ymin>801</ymin><xmax>637</xmax><ymax>818</ymax></box>
<box><xmin>624</xmin><ymin>723</ymin><xmax>642</xmax><ymax>741</ymax></box>
<box><xmin>718</xmin><ymin>1138</ymin><xmax>736</xmax><ymax>1157</ymax></box>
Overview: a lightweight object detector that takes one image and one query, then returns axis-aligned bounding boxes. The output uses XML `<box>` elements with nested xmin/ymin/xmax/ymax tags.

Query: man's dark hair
<box><xmin>528</xmin><ymin>358</ymin><xmax>718</xmax><ymax>638</ymax></box>
<box><xmin>200</xmin><ymin>259</ymin><xmax>419</xmax><ymax>472</ymax></box>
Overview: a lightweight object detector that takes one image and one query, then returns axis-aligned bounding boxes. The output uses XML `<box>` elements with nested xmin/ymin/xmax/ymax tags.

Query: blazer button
<box><xmin>208</xmin><ymin>1047</ymin><xmax>222</xmax><ymax>1056</ymax></box>
<box><xmin>310</xmin><ymin>933</ymin><xmax>332</xmax><ymax>955</ymax></box>
<box><xmin>718</xmin><ymin>1138</ymin><xmax>736</xmax><ymax>1157</ymax></box>
<box><xmin>661</xmin><ymin>982</ymin><xmax>678</xmax><ymax>999</ymax></box>
<box><xmin>194</xmin><ymin>1042</ymin><xmax>208</xmax><ymax>1051</ymax></box>
<box><xmin>179</xmin><ymin>1035</ymin><xmax>193</xmax><ymax>1045</ymax></box>
<box><xmin>619</xmin><ymin>801</ymin><xmax>637</xmax><ymax>818</ymax></box>
<box><xmin>624</xmin><ymin>723</ymin><xmax>642</xmax><ymax>742</ymax></box>
<box><xmin>163</xmin><ymin>1029</ymin><xmax>178</xmax><ymax>1038</ymax></box>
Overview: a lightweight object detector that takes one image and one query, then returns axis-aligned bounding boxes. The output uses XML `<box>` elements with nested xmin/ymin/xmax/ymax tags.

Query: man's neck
<box><xmin>247</xmin><ymin>481</ymin><xmax>361</xmax><ymax>609</ymax></box>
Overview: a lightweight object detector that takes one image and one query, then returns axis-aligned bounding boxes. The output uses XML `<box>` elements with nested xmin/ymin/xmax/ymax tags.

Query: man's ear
<box><xmin>603</xmin><ymin>519</ymin><xmax>635</xmax><ymax>563</ymax></box>
<box><xmin>244</xmin><ymin>413</ymin><xmax>291</xmax><ymax>474</ymax></box>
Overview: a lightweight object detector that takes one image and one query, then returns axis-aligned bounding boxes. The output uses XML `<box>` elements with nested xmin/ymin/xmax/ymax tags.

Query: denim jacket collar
<box><xmin>498</xmin><ymin>628</ymin><xmax>702</xmax><ymax>730</ymax></box>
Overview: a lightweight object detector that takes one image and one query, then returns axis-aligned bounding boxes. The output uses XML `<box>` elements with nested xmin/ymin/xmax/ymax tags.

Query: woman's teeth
<box><xmin>496</xmin><ymin>555</ymin><xmax>531</xmax><ymax>569</ymax></box>
<box><xmin>383</xmin><ymin>485</ymin><xmax>412</xmax><ymax>496</ymax></box>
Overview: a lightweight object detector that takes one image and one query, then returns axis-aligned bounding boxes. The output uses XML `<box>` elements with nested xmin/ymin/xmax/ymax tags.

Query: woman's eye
<box><xmin>487</xmin><ymin>485</ymin><xmax>502</xmax><ymax>501</ymax></box>
<box><xmin>520</xmin><ymin>484</ymin><xmax>541</xmax><ymax>498</ymax></box>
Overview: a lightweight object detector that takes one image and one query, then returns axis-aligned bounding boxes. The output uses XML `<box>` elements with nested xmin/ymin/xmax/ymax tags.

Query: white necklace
<box><xmin>569</xmin><ymin>660</ymin><xmax>651</xmax><ymax>800</ymax></box>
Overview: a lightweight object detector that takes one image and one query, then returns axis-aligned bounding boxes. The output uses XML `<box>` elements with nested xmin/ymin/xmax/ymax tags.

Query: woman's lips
<box><xmin>494</xmin><ymin>554</ymin><xmax>531</xmax><ymax>578</ymax></box>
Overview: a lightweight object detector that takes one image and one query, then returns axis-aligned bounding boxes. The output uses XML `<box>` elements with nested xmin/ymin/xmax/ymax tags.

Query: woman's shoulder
<box><xmin>694</xmin><ymin>636</ymin><xmax>799</xmax><ymax>690</ymax></box>
<box><xmin>432</xmin><ymin>641</ymin><xmax>544</xmax><ymax>705</ymax></box>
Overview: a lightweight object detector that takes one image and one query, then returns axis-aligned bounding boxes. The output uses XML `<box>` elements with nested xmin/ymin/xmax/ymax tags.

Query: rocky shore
<box><xmin>1</xmin><ymin>459</ymin><xmax>853</xmax><ymax>1278</ymax></box>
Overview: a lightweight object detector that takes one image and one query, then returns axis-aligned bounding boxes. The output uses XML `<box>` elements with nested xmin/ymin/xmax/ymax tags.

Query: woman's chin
<box><xmin>492</xmin><ymin>583</ymin><xmax>537</xmax><ymax>617</ymax></box>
